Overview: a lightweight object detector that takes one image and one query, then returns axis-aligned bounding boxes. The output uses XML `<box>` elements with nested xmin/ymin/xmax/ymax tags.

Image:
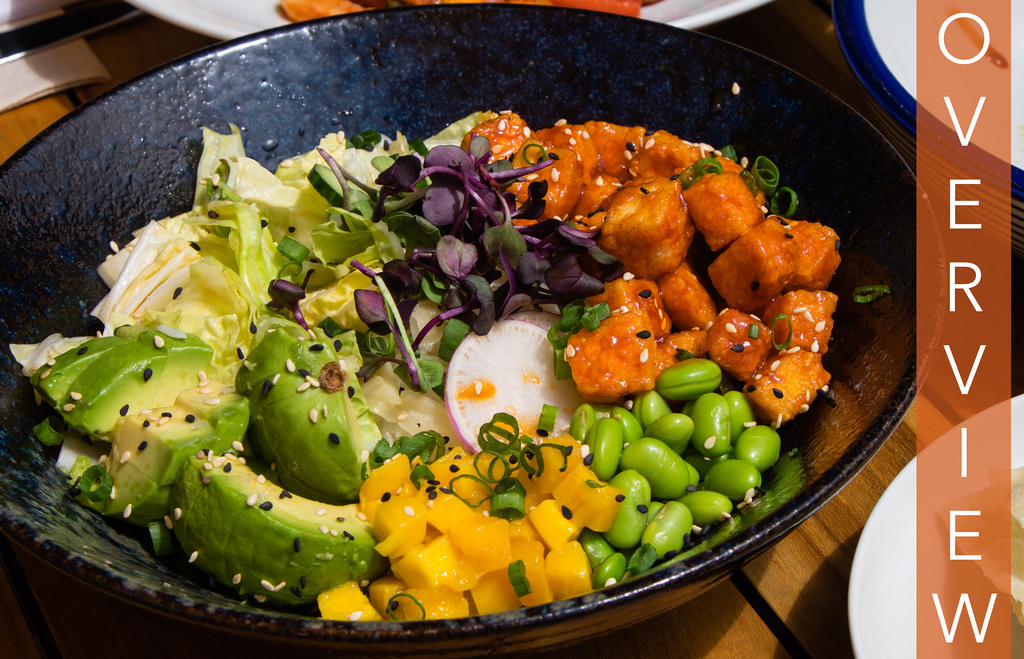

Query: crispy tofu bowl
<box><xmin>0</xmin><ymin>6</ymin><xmax>915</xmax><ymax>655</ymax></box>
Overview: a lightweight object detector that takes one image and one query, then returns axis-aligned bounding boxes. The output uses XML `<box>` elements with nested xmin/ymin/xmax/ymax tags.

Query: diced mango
<box><xmin>433</xmin><ymin>449</ymin><xmax>491</xmax><ymax>507</ymax></box>
<box><xmin>528</xmin><ymin>497</ymin><xmax>581</xmax><ymax>551</ymax></box>
<box><xmin>545</xmin><ymin>541</ymin><xmax>593</xmax><ymax>601</ymax></box>
<box><xmin>368</xmin><ymin>575</ymin><xmax>405</xmax><ymax>619</ymax></box>
<box><xmin>393</xmin><ymin>535</ymin><xmax>479</xmax><ymax>591</ymax></box>
<box><xmin>317</xmin><ymin>581</ymin><xmax>383</xmax><ymax>622</ymax></box>
<box><xmin>552</xmin><ymin>466</ymin><xmax>623</xmax><ymax>532</ymax></box>
<box><xmin>509</xmin><ymin>517</ymin><xmax>541</xmax><ymax>543</ymax></box>
<box><xmin>425</xmin><ymin>491</ymin><xmax>478</xmax><ymax>535</ymax></box>
<box><xmin>511</xmin><ymin>538</ymin><xmax>553</xmax><ymax>607</ymax></box>
<box><xmin>471</xmin><ymin>569</ymin><xmax>524</xmax><ymax>616</ymax></box>
<box><xmin>373</xmin><ymin>496</ymin><xmax>428</xmax><ymax>558</ymax></box>
<box><xmin>450</xmin><ymin>515</ymin><xmax>512</xmax><ymax>576</ymax></box>
<box><xmin>525</xmin><ymin>434</ymin><xmax>585</xmax><ymax>495</ymax></box>
<box><xmin>401</xmin><ymin>586</ymin><xmax>471</xmax><ymax>620</ymax></box>
<box><xmin>360</xmin><ymin>454</ymin><xmax>413</xmax><ymax>524</ymax></box>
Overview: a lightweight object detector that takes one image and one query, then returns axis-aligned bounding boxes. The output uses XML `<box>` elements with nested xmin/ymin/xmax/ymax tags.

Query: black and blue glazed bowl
<box><xmin>0</xmin><ymin>6</ymin><xmax>915</xmax><ymax>656</ymax></box>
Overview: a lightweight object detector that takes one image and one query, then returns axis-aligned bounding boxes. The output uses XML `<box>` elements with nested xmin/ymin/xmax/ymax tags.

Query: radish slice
<box><xmin>507</xmin><ymin>310</ymin><xmax>559</xmax><ymax>330</ymax></box>
<box><xmin>445</xmin><ymin>319</ymin><xmax>583</xmax><ymax>452</ymax></box>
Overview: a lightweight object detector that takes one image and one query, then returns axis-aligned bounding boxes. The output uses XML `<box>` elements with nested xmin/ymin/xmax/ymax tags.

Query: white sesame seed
<box><xmin>205</xmin><ymin>397</ymin><xmax>221</xmax><ymax>405</ymax></box>
<box><xmin>743</xmin><ymin>421</ymin><xmax>758</xmax><ymax>428</ymax></box>
<box><xmin>498</xmin><ymin>118</ymin><xmax>508</xmax><ymax>131</ymax></box>
<box><xmin>199</xmin><ymin>386</ymin><xmax>215</xmax><ymax>395</ymax></box>
<box><xmin>811</xmin><ymin>340</ymin><xmax>820</xmax><ymax>353</ymax></box>
<box><xmin>164</xmin><ymin>515</ymin><xmax>173</xmax><ymax>530</ymax></box>
<box><xmin>202</xmin><ymin>462</ymin><xmax>213</xmax><ymax>471</ymax></box>
<box><xmin>157</xmin><ymin>416</ymin><xmax>170</xmax><ymax>426</ymax></box>
<box><xmin>256</xmin><ymin>474</ymin><xmax>266</xmax><ymax>484</ymax></box>
<box><xmin>356</xmin><ymin>512</ymin><xmax>367</xmax><ymax>522</ymax></box>
<box><xmin>271</xmin><ymin>373</ymin><xmax>281</xmax><ymax>386</ymax></box>
<box><xmin>69</xmin><ymin>391</ymin><xmax>82</xmax><ymax>401</ymax></box>
<box><xmin>120</xmin><ymin>451</ymin><xmax>131</xmax><ymax>464</ymax></box>
<box><xmin>770</xmin><ymin>360</ymin><xmax>781</xmax><ymax>372</ymax></box>
<box><xmin>109</xmin><ymin>240</ymin><xmax>120</xmax><ymax>252</ymax></box>
<box><xmin>309</xmin><ymin>408</ymin><xmax>319</xmax><ymax>424</ymax></box>
<box><xmin>580</xmin><ymin>444</ymin><xmax>590</xmax><ymax>458</ymax></box>
<box><xmin>109</xmin><ymin>486</ymin><xmax>116</xmax><ymax>499</ymax></box>
<box><xmin>787</xmin><ymin>346</ymin><xmax>800</xmax><ymax>354</ymax></box>
<box><xmin>316</xmin><ymin>507</ymin><xmax>326</xmax><ymax>516</ymax></box>
<box><xmin>740</xmin><ymin>156</ymin><xmax>749</xmax><ymax>168</ymax></box>
<box><xmin>799</xmin><ymin>404</ymin><xmax>810</xmax><ymax>413</ymax></box>
<box><xmin>725</xmin><ymin>323</ymin><xmax>737</xmax><ymax>334</ymax></box>
<box><xmin>396</xmin><ymin>411</ymin><xmax>408</xmax><ymax>422</ymax></box>
<box><xmin>330</xmin><ymin>529</ymin><xmax>339</xmax><ymax>537</ymax></box>
<box><xmin>123</xmin><ymin>504</ymin><xmax>132</xmax><ymax>518</ymax></box>
<box><xmin>775</xmin><ymin>413</ymin><xmax>783</xmax><ymax>428</ymax></box>
<box><xmin>554</xmin><ymin>118</ymin><xmax>567</xmax><ymax>126</ymax></box>
<box><xmin>62</xmin><ymin>403</ymin><xmax>75</xmax><ymax>412</ymax></box>
<box><xmin>260</xmin><ymin>579</ymin><xmax>275</xmax><ymax>592</ymax></box>
<box><xmin>154</xmin><ymin>335</ymin><xmax>165</xmax><ymax>349</ymax></box>
<box><xmin>404</xmin><ymin>506</ymin><xmax>415</xmax><ymax>517</ymax></box>
<box><xmin>703</xmin><ymin>436</ymin><xmax>716</xmax><ymax>450</ymax></box>
<box><xmin>692</xmin><ymin>524</ymin><xmax>703</xmax><ymax>534</ymax></box>
<box><xmin>526</xmin><ymin>173</ymin><xmax>538</xmax><ymax>181</ymax></box>
<box><xmin>551</xmin><ymin>168</ymin><xmax>560</xmax><ymax>183</ymax></box>
<box><xmin>254</xmin><ymin>595</ymin><xmax>266</xmax><ymax>603</ymax></box>
<box><xmin>285</xmin><ymin>359</ymin><xmax>296</xmax><ymax>372</ymax></box>
<box><xmin>189</xmin><ymin>550</ymin><xmax>199</xmax><ymax>563</ymax></box>
<box><xmin>274</xmin><ymin>581</ymin><xmax>286</xmax><ymax>592</ymax></box>
<box><xmin>349</xmin><ymin>611</ymin><xmax>363</xmax><ymax>621</ymax></box>
<box><xmin>624</xmin><ymin>149</ymin><xmax>633</xmax><ymax>161</ymax></box>
<box><xmin>821</xmin><ymin>384</ymin><xmax>829</xmax><ymax>393</ymax></box>
<box><xmin>745</xmin><ymin>488</ymin><xmax>756</xmax><ymax>503</ymax></box>
<box><xmin>323</xmin><ymin>404</ymin><xmax>328</xmax><ymax>417</ymax></box>
<box><xmin>814</xmin><ymin>321</ymin><xmax>826</xmax><ymax>333</ymax></box>
<box><xmin>174</xmin><ymin>507</ymin><xmax>182</xmax><ymax>520</ymax></box>
<box><xmin>474</xmin><ymin>381</ymin><xmax>483</xmax><ymax>395</ymax></box>
<box><xmin>523</xmin><ymin>127</ymin><xmax>532</xmax><ymax>137</ymax></box>
<box><xmin>639</xmin><ymin>348</ymin><xmax>649</xmax><ymax>364</ymax></box>
<box><xmin>565</xmin><ymin>344</ymin><xmax>576</xmax><ymax>358</ymax></box>
<box><xmin>568</xmin><ymin>137</ymin><xmax>577</xmax><ymax>146</ymax></box>
<box><xmin>39</xmin><ymin>369</ymin><xmax>51</xmax><ymax>380</ymax></box>
<box><xmin>232</xmin><ymin>441</ymin><xmax>245</xmax><ymax>452</ymax></box>
<box><xmin>731</xmin><ymin>82</ymin><xmax>740</xmax><ymax>95</ymax></box>
<box><xmin>604</xmin><ymin>578</ymin><xmax>618</xmax><ymax>587</ymax></box>
<box><xmin>320</xmin><ymin>525</ymin><xmax>330</xmax><ymax>534</ymax></box>
<box><xmin>426</xmin><ymin>499</ymin><xmax>434</xmax><ymax>508</ymax></box>
<box><xmin>622</xmin><ymin>272</ymin><xmax>634</xmax><ymax>281</ymax></box>
<box><xmin>232</xmin><ymin>573</ymin><xmax>242</xmax><ymax>585</ymax></box>
<box><xmin>213</xmin><ymin>456</ymin><xmax>227</xmax><ymax>468</ymax></box>
<box><xmin>297</xmin><ymin>382</ymin><xmax>311</xmax><ymax>393</ymax></box>
<box><xmin>246</xmin><ymin>493</ymin><xmax>258</xmax><ymax>506</ymax></box>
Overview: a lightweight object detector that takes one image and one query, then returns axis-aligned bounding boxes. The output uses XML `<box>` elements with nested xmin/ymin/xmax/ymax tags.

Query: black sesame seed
<box><xmin>259</xmin><ymin>501</ymin><xmax>273</xmax><ymax>511</ymax></box>
<box><xmin>250</xmin><ymin>322</ymin><xmax>258</xmax><ymax>334</ymax></box>
<box><xmin>537</xmin><ymin>429</ymin><xmax>549</xmax><ymax>437</ymax></box>
<box><xmin>237</xmin><ymin>348</ymin><xmax>245</xmax><ymax>360</ymax></box>
<box><xmin>279</xmin><ymin>490</ymin><xmax>292</xmax><ymax>499</ymax></box>
<box><xmin>636</xmin><ymin>504</ymin><xmax>649</xmax><ymax>514</ymax></box>
<box><xmin>309</xmin><ymin>344</ymin><xmax>324</xmax><ymax>352</ymax></box>
<box><xmin>288</xmin><ymin>226</ymin><xmax>296</xmax><ymax>233</ymax></box>
<box><xmin>626</xmin><ymin>141</ymin><xmax>636</xmax><ymax>152</ymax></box>
<box><xmin>640</xmin><ymin>187</ymin><xmax>650</xmax><ymax>195</ymax></box>
<box><xmin>143</xmin><ymin>420</ymin><xmax>150</xmax><ymax>428</ymax></box>
<box><xmin>548</xmin><ymin>152</ymin><xmax>560</xmax><ymax>160</ymax></box>
<box><xmin>750</xmin><ymin>281</ymin><xmax>760</xmax><ymax>291</ymax></box>
<box><xmin>390</xmin><ymin>600</ymin><xmax>399</xmax><ymax>611</ymax></box>
<box><xmin>347</xmin><ymin>386</ymin><xmax>355</xmax><ymax>398</ymax></box>
<box><xmin>77</xmin><ymin>346</ymin><xmax>88</xmax><ymax>355</ymax></box>
<box><xmin>615</xmin><ymin>494</ymin><xmax>626</xmax><ymax>502</ymax></box>
<box><xmin>120</xmin><ymin>404</ymin><xmax>130</xmax><ymax>417</ymax></box>
<box><xmin>449</xmin><ymin>465</ymin><xmax>460</xmax><ymax>473</ymax></box>
<box><xmin>777</xmin><ymin>217</ymin><xmax>789</xmax><ymax>226</ymax></box>
<box><xmin>262</xmin><ymin>380</ymin><xmax>273</xmax><ymax>397</ymax></box>
<box><xmin>381</xmin><ymin>492</ymin><xmax>392</xmax><ymax>502</ymax></box>
<box><xmin>300</xmin><ymin>576</ymin><xmax>307</xmax><ymax>589</ymax></box>
<box><xmin>639</xmin><ymin>289</ymin><xmax>652</xmax><ymax>298</ymax></box>
<box><xmin>208</xmin><ymin>210</ymin><xmax>219</xmax><ymax>219</ymax></box>
<box><xmin>334</xmin><ymin>339</ymin><xmax>343</xmax><ymax>352</ymax></box>
<box><xmin>670</xmin><ymin>173</ymin><xmax>681</xmax><ymax>180</ymax></box>
<box><xmin>509</xmin><ymin>455</ymin><xmax>519</xmax><ymax>465</ymax></box>
<box><xmin>746</xmin><ymin>385</ymin><xmax>756</xmax><ymax>393</ymax></box>
<box><xmin>190</xmin><ymin>242</ymin><xmax>201</xmax><ymax>251</ymax></box>
<box><xmin>773</xmin><ymin>388</ymin><xmax>784</xmax><ymax>399</ymax></box>
<box><xmin>291</xmin><ymin>586</ymin><xmax>302</xmax><ymax>598</ymax></box>
<box><xmin>223</xmin><ymin>463</ymin><xmax>232</xmax><ymax>473</ymax></box>
<box><xmin>561</xmin><ymin>505</ymin><xmax>573</xmax><ymax>520</ymax></box>
<box><xmin>730</xmin><ymin>344</ymin><xmax>745</xmax><ymax>353</ymax></box>
<box><xmin>636</xmin><ymin>330</ymin><xmax>652</xmax><ymax>339</ymax></box>
<box><xmin>138</xmin><ymin>441</ymin><xmax>148</xmax><ymax>451</ymax></box>
<box><xmin>440</xmin><ymin>486</ymin><xmax>452</xmax><ymax>495</ymax></box>
<box><xmin>299</xmin><ymin>368</ymin><xmax>311</xmax><ymax>378</ymax></box>
<box><xmin>143</xmin><ymin>367</ymin><xmax>153</xmax><ymax>381</ymax></box>
<box><xmin>428</xmin><ymin>490</ymin><xmax>438</xmax><ymax>500</ymax></box>
<box><xmin>161</xmin><ymin>411</ymin><xmax>173</xmax><ymax>418</ymax></box>
<box><xmin>427</xmin><ymin>479</ymin><xmax>440</xmax><ymax>486</ymax></box>
<box><xmin>294</xmin><ymin>538</ymin><xmax>302</xmax><ymax>553</ymax></box>
<box><xmin>443</xmin><ymin>436</ymin><xmax>450</xmax><ymax>444</ymax></box>
<box><xmin>583</xmin><ymin>454</ymin><xmax>594</xmax><ymax>466</ymax></box>
<box><xmin>173</xmin><ymin>287</ymin><xmax>183</xmax><ymax>300</ymax></box>
<box><xmin>686</xmin><ymin>483</ymin><xmax>698</xmax><ymax>493</ymax></box>
<box><xmin>343</xmin><ymin>531</ymin><xmax>354</xmax><ymax>541</ymax></box>
<box><xmin>425</xmin><ymin>485</ymin><xmax>437</xmax><ymax>493</ymax></box>
<box><xmin>185</xmin><ymin>414</ymin><xmax>196</xmax><ymax>423</ymax></box>
<box><xmin>784</xmin><ymin>233</ymin><xmax>794</xmax><ymax>239</ymax></box>
<box><xmin>328</xmin><ymin>433</ymin><xmax>340</xmax><ymax>445</ymax></box>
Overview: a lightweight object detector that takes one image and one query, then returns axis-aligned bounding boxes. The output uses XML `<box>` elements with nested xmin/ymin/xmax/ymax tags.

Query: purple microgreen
<box><xmin>353</xmin><ymin>289</ymin><xmax>390</xmax><ymax>334</ymax></box>
<box><xmin>316</xmin><ymin>148</ymin><xmax>378</xmax><ymax>198</ymax></box>
<box><xmin>422</xmin><ymin>183</ymin><xmax>466</xmax><ymax>227</ymax></box>
<box><xmin>437</xmin><ymin>235</ymin><xmax>479</xmax><ymax>279</ymax></box>
<box><xmin>482</xmin><ymin>223</ymin><xmax>527</xmax><ymax>268</ymax></box>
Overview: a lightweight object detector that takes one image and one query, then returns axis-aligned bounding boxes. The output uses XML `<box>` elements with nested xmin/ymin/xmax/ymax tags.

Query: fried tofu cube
<box><xmin>587</xmin><ymin>277</ymin><xmax>672</xmax><ymax>338</ymax></box>
<box><xmin>706</xmin><ymin>309</ymin><xmax>772</xmax><ymax>381</ymax></box>
<box><xmin>707</xmin><ymin>217</ymin><xmax>800</xmax><ymax>311</ymax></box>
<box><xmin>788</xmin><ymin>220</ymin><xmax>841</xmax><ymax>289</ymax></box>
<box><xmin>656</xmin><ymin>260</ymin><xmax>718</xmax><ymax>331</ymax></box>
<box><xmin>509</xmin><ymin>143</ymin><xmax>584</xmax><ymax>221</ymax></box>
<box><xmin>462</xmin><ymin>111</ymin><xmax>531</xmax><ymax>161</ymax></box>
<box><xmin>571</xmin><ymin>172</ymin><xmax>622</xmax><ymax>221</ymax></box>
<box><xmin>763</xmin><ymin>289</ymin><xmax>838</xmax><ymax>355</ymax></box>
<box><xmin>628</xmin><ymin>130</ymin><xmax>704</xmax><ymax>179</ymax></box>
<box><xmin>566</xmin><ymin>313</ymin><xmax>662</xmax><ymax>402</ymax></box>
<box><xmin>582</xmin><ymin>121</ymin><xmax>647</xmax><ymax>180</ymax></box>
<box><xmin>744</xmin><ymin>349</ymin><xmax>830</xmax><ymax>427</ymax></box>
<box><xmin>653</xmin><ymin>330</ymin><xmax>708</xmax><ymax>364</ymax></box>
<box><xmin>534</xmin><ymin>124</ymin><xmax>600</xmax><ymax>183</ymax></box>
<box><xmin>682</xmin><ymin>171</ymin><xmax>766</xmax><ymax>251</ymax></box>
<box><xmin>595</xmin><ymin>177</ymin><xmax>693</xmax><ymax>279</ymax></box>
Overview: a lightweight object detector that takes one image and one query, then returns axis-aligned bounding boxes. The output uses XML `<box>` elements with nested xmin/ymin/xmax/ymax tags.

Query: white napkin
<box><xmin>0</xmin><ymin>7</ymin><xmax>110</xmax><ymax>113</ymax></box>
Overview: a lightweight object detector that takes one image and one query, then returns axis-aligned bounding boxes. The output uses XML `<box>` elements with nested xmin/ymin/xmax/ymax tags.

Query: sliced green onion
<box><xmin>32</xmin><ymin>416</ymin><xmax>65</xmax><ymax>447</ymax></box>
<box><xmin>769</xmin><ymin>186</ymin><xmax>798</xmax><ymax>216</ymax></box>
<box><xmin>719</xmin><ymin>145</ymin><xmax>738</xmax><ymax>162</ymax></box>
<box><xmin>410</xmin><ymin>463</ymin><xmax>435</xmax><ymax>488</ymax></box>
<box><xmin>523</xmin><ymin>144</ymin><xmax>547</xmax><ymax>166</ymax></box>
<box><xmin>581</xmin><ymin>302</ymin><xmax>611</xmax><ymax>331</ymax></box>
<box><xmin>318</xmin><ymin>316</ymin><xmax>344</xmax><ymax>338</ymax></box>
<box><xmin>677</xmin><ymin>157</ymin><xmax>724</xmax><ymax>191</ymax></box>
<box><xmin>475</xmin><ymin>450</ymin><xmax>512</xmax><ymax>483</ymax></box>
<box><xmin>450</xmin><ymin>473</ymin><xmax>493</xmax><ymax>508</ymax></box>
<box><xmin>439</xmin><ymin>318</ymin><xmax>472</xmax><ymax>362</ymax></box>
<box><xmin>626</xmin><ymin>543</ymin><xmax>658</xmax><ymax>574</ymax></box>
<box><xmin>748</xmin><ymin>324</ymin><xmax>760</xmax><ymax>340</ymax></box>
<box><xmin>585</xmin><ymin>479</ymin><xmax>604</xmax><ymax>489</ymax></box>
<box><xmin>675</xmin><ymin>349</ymin><xmax>696</xmax><ymax>361</ymax></box>
<box><xmin>769</xmin><ymin>313</ymin><xmax>793</xmax><ymax>351</ymax></box>
<box><xmin>276</xmin><ymin>261</ymin><xmax>304</xmax><ymax>279</ymax></box>
<box><xmin>79</xmin><ymin>465</ymin><xmax>113</xmax><ymax>502</ymax></box>
<box><xmin>853</xmin><ymin>285</ymin><xmax>892</xmax><ymax>304</ymax></box>
<box><xmin>349</xmin><ymin>128</ymin><xmax>381</xmax><ymax>150</ymax></box>
<box><xmin>477</xmin><ymin>413</ymin><xmax>521</xmax><ymax>454</ymax></box>
<box><xmin>552</xmin><ymin>347</ymin><xmax>572</xmax><ymax>381</ymax></box>
<box><xmin>387</xmin><ymin>592</ymin><xmax>426</xmax><ymax>620</ymax></box>
<box><xmin>751</xmin><ymin>156</ymin><xmax>779</xmax><ymax>196</ymax></box>
<box><xmin>537</xmin><ymin>404</ymin><xmax>558</xmax><ymax>434</ymax></box>
<box><xmin>739</xmin><ymin>170</ymin><xmax>759</xmax><ymax>197</ymax></box>
<box><xmin>277</xmin><ymin>236</ymin><xmax>310</xmax><ymax>264</ymax></box>
<box><xmin>409</xmin><ymin>138</ymin><xmax>429</xmax><ymax>157</ymax></box>
<box><xmin>148</xmin><ymin>521</ymin><xmax>174</xmax><ymax>557</ymax></box>
<box><xmin>490</xmin><ymin>477</ymin><xmax>527</xmax><ymax>521</ymax></box>
<box><xmin>508</xmin><ymin>559</ymin><xmax>532</xmax><ymax>597</ymax></box>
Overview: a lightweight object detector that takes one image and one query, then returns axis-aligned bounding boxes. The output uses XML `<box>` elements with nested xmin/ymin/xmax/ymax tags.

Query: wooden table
<box><xmin>0</xmin><ymin>0</ymin><xmax>975</xmax><ymax>656</ymax></box>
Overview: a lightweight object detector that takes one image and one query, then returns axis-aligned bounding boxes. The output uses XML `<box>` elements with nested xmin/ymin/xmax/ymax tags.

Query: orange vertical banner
<box><xmin>917</xmin><ymin>2</ymin><xmax>1013</xmax><ymax>657</ymax></box>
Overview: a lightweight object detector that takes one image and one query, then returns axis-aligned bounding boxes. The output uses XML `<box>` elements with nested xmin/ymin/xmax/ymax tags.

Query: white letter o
<box><xmin>938</xmin><ymin>13</ymin><xmax>990</xmax><ymax>65</ymax></box>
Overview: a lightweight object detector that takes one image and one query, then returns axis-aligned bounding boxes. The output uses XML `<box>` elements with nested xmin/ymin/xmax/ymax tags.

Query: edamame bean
<box><xmin>586</xmin><ymin>417</ymin><xmax>624</xmax><ymax>481</ymax></box>
<box><xmin>704</xmin><ymin>459</ymin><xmax>762</xmax><ymax>502</ymax></box>
<box><xmin>605</xmin><ymin>470</ymin><xmax>652</xmax><ymax>549</ymax></box>
<box><xmin>677</xmin><ymin>490</ymin><xmax>733</xmax><ymax>527</ymax></box>
<box><xmin>640</xmin><ymin>501</ymin><xmax>694</xmax><ymax>559</ymax></box>
<box><xmin>644</xmin><ymin>412</ymin><xmax>694</xmax><ymax>454</ymax></box>
<box><xmin>579</xmin><ymin>528</ymin><xmax>616</xmax><ymax>570</ymax></box>
<box><xmin>611</xmin><ymin>406</ymin><xmax>643</xmax><ymax>443</ymax></box>
<box><xmin>682</xmin><ymin>449</ymin><xmax>730</xmax><ymax>481</ymax></box>
<box><xmin>633</xmin><ymin>390</ymin><xmax>672</xmax><ymax>430</ymax></box>
<box><xmin>723</xmin><ymin>390</ymin><xmax>757</xmax><ymax>443</ymax></box>
<box><xmin>734</xmin><ymin>425</ymin><xmax>782</xmax><ymax>472</ymax></box>
<box><xmin>570</xmin><ymin>404</ymin><xmax>598</xmax><ymax>443</ymax></box>
<box><xmin>593</xmin><ymin>552</ymin><xmax>627</xmax><ymax>588</ymax></box>
<box><xmin>645</xmin><ymin>500</ymin><xmax>664</xmax><ymax>524</ymax></box>
<box><xmin>654</xmin><ymin>358</ymin><xmax>722</xmax><ymax>401</ymax></box>
<box><xmin>681</xmin><ymin>459</ymin><xmax>700</xmax><ymax>486</ymax></box>
<box><xmin>619</xmin><ymin>437</ymin><xmax>691</xmax><ymax>499</ymax></box>
<box><xmin>690</xmin><ymin>392</ymin><xmax>731</xmax><ymax>458</ymax></box>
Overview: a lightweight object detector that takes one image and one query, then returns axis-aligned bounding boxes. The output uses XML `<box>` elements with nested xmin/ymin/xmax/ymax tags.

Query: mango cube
<box><xmin>545</xmin><ymin>541</ymin><xmax>593</xmax><ymax>601</ymax></box>
<box><xmin>318</xmin><ymin>582</ymin><xmax>383</xmax><ymax>622</ymax></box>
<box><xmin>373</xmin><ymin>496</ymin><xmax>428</xmax><ymax>558</ymax></box>
<box><xmin>528</xmin><ymin>497</ymin><xmax>581</xmax><ymax>550</ymax></box>
<box><xmin>471</xmin><ymin>569</ymin><xmax>523</xmax><ymax>615</ymax></box>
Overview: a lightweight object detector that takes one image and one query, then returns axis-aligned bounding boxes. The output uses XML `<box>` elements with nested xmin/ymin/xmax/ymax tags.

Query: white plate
<box><xmin>124</xmin><ymin>0</ymin><xmax>774</xmax><ymax>41</ymax></box>
<box><xmin>848</xmin><ymin>395</ymin><xmax>1024</xmax><ymax>658</ymax></box>
<box><xmin>834</xmin><ymin>0</ymin><xmax>1024</xmax><ymax>183</ymax></box>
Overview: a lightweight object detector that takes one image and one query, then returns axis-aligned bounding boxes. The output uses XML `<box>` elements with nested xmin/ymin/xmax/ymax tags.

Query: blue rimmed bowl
<box><xmin>0</xmin><ymin>6</ymin><xmax>915</xmax><ymax>655</ymax></box>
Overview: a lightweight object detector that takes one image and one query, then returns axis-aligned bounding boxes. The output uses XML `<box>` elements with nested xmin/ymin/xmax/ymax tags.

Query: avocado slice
<box><xmin>99</xmin><ymin>379</ymin><xmax>250</xmax><ymax>526</ymax></box>
<box><xmin>31</xmin><ymin>329</ymin><xmax>214</xmax><ymax>438</ymax></box>
<box><xmin>235</xmin><ymin>320</ymin><xmax>381</xmax><ymax>505</ymax></box>
<box><xmin>170</xmin><ymin>453</ymin><xmax>386</xmax><ymax>606</ymax></box>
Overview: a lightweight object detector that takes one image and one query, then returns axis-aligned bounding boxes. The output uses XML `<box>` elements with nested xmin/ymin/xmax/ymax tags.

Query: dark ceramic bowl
<box><xmin>0</xmin><ymin>6</ymin><xmax>914</xmax><ymax>656</ymax></box>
